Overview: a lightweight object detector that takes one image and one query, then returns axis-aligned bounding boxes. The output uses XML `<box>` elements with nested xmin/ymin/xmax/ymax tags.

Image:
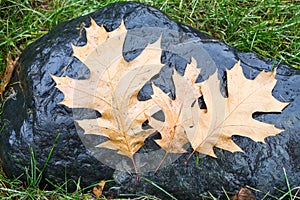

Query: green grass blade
<box><xmin>141</xmin><ymin>177</ymin><xmax>178</xmax><ymax>200</ymax></box>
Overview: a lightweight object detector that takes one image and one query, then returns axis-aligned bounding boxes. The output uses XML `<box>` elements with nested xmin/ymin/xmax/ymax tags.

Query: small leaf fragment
<box><xmin>0</xmin><ymin>53</ymin><xmax>16</xmax><ymax>98</ymax></box>
<box><xmin>92</xmin><ymin>180</ymin><xmax>106</xmax><ymax>198</ymax></box>
<box><xmin>231</xmin><ymin>188</ymin><xmax>256</xmax><ymax>200</ymax></box>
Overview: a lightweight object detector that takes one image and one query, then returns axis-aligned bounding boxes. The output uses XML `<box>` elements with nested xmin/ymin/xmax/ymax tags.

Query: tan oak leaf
<box><xmin>51</xmin><ymin>18</ymin><xmax>163</xmax><ymax>170</ymax></box>
<box><xmin>148</xmin><ymin>59</ymin><xmax>202</xmax><ymax>154</ymax></box>
<box><xmin>188</xmin><ymin>61</ymin><xmax>289</xmax><ymax>157</ymax></box>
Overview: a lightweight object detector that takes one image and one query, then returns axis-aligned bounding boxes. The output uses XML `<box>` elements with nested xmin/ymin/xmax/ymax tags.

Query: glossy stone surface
<box><xmin>1</xmin><ymin>2</ymin><xmax>299</xmax><ymax>199</ymax></box>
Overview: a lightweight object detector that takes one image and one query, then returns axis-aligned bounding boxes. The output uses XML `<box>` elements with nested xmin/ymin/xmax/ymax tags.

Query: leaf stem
<box><xmin>130</xmin><ymin>155</ymin><xmax>139</xmax><ymax>183</ymax></box>
<box><xmin>185</xmin><ymin>148</ymin><xmax>197</xmax><ymax>164</ymax></box>
<box><xmin>155</xmin><ymin>152</ymin><xmax>169</xmax><ymax>173</ymax></box>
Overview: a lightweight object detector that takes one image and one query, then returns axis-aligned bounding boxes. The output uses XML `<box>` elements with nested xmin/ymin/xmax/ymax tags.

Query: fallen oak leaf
<box><xmin>188</xmin><ymin>61</ymin><xmax>289</xmax><ymax>157</ymax></box>
<box><xmin>148</xmin><ymin>59</ymin><xmax>202</xmax><ymax>170</ymax></box>
<box><xmin>51</xmin><ymin>18</ymin><xmax>164</xmax><ymax>179</ymax></box>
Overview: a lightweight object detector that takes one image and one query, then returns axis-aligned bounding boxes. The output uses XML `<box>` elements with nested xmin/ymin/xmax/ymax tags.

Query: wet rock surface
<box><xmin>1</xmin><ymin>2</ymin><xmax>299</xmax><ymax>199</ymax></box>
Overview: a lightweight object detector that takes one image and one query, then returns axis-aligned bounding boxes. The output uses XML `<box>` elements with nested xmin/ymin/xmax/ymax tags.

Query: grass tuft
<box><xmin>0</xmin><ymin>0</ymin><xmax>299</xmax><ymax>72</ymax></box>
<box><xmin>0</xmin><ymin>133</ymin><xmax>96</xmax><ymax>199</ymax></box>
